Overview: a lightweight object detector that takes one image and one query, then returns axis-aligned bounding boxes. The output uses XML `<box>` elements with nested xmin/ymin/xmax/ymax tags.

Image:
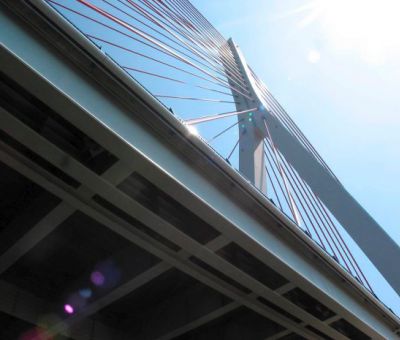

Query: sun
<box><xmin>292</xmin><ymin>0</ymin><xmax>400</xmax><ymax>64</ymax></box>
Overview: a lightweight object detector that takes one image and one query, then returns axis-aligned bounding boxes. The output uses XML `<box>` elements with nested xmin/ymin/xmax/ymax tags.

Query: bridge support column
<box><xmin>238</xmin><ymin>117</ymin><xmax>266</xmax><ymax>193</ymax></box>
<box><xmin>223</xmin><ymin>39</ymin><xmax>266</xmax><ymax>192</ymax></box>
<box><xmin>224</xmin><ymin>36</ymin><xmax>400</xmax><ymax>298</ymax></box>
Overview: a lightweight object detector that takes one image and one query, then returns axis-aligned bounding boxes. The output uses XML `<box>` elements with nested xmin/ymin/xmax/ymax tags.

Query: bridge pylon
<box><xmin>224</xmin><ymin>38</ymin><xmax>400</xmax><ymax>299</ymax></box>
<box><xmin>224</xmin><ymin>39</ymin><xmax>268</xmax><ymax>192</ymax></box>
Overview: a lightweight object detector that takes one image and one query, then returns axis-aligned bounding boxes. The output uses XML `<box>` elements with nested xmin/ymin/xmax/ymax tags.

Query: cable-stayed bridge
<box><xmin>0</xmin><ymin>0</ymin><xmax>399</xmax><ymax>339</ymax></box>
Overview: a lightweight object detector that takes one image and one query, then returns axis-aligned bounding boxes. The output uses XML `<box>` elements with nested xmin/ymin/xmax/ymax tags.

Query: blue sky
<box><xmin>193</xmin><ymin>0</ymin><xmax>400</xmax><ymax>314</ymax></box>
<box><xmin>190</xmin><ymin>0</ymin><xmax>400</xmax><ymax>243</ymax></box>
<box><xmin>51</xmin><ymin>0</ymin><xmax>400</xmax><ymax>315</ymax></box>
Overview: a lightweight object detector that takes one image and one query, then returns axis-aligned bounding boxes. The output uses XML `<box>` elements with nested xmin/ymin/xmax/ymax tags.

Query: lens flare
<box><xmin>90</xmin><ymin>271</ymin><xmax>105</xmax><ymax>286</ymax></box>
<box><xmin>79</xmin><ymin>288</ymin><xmax>93</xmax><ymax>299</ymax></box>
<box><xmin>19</xmin><ymin>328</ymin><xmax>52</xmax><ymax>340</ymax></box>
<box><xmin>64</xmin><ymin>304</ymin><xmax>74</xmax><ymax>315</ymax></box>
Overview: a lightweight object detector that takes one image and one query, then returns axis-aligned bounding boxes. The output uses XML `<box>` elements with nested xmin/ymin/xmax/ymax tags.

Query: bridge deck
<box><xmin>0</xmin><ymin>1</ymin><xmax>399</xmax><ymax>339</ymax></box>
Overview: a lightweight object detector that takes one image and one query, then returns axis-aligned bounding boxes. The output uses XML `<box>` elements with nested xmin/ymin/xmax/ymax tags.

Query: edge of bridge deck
<box><xmin>1</xmin><ymin>0</ymin><xmax>399</xmax><ymax>338</ymax></box>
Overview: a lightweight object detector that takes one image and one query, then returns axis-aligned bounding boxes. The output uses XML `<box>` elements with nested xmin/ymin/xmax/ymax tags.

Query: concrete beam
<box><xmin>147</xmin><ymin>284</ymin><xmax>300</xmax><ymax>340</ymax></box>
<box><xmin>58</xmin><ymin>236</ymin><xmax>230</xmax><ymax>331</ymax></box>
<box><xmin>274</xmin><ymin>283</ymin><xmax>296</xmax><ymax>296</ymax></box>
<box><xmin>0</xmin><ymin>160</ymin><xmax>132</xmax><ymax>275</ymax></box>
<box><xmin>152</xmin><ymin>302</ymin><xmax>240</xmax><ymax>340</ymax></box>
<box><xmin>135</xmin><ymin>282</ymin><xmax>236</xmax><ymax>340</ymax></box>
<box><xmin>0</xmin><ymin>108</ymin><xmax>345</xmax><ymax>340</ymax></box>
<box><xmin>0</xmin><ymin>125</ymin><xmax>318</xmax><ymax>339</ymax></box>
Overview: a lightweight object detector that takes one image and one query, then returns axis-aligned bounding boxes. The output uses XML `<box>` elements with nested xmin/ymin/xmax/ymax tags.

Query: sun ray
<box><xmin>284</xmin><ymin>0</ymin><xmax>400</xmax><ymax>64</ymax></box>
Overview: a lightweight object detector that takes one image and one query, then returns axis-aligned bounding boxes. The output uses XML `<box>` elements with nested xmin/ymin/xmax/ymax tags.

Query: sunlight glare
<box><xmin>186</xmin><ymin>124</ymin><xmax>200</xmax><ymax>136</ymax></box>
<box><xmin>300</xmin><ymin>0</ymin><xmax>400</xmax><ymax>64</ymax></box>
<box><xmin>308</xmin><ymin>49</ymin><xmax>321</xmax><ymax>63</ymax></box>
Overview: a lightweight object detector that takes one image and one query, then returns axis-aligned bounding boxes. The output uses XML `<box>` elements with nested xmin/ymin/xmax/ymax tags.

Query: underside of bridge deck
<box><xmin>0</xmin><ymin>133</ymin><xmax>368</xmax><ymax>340</ymax></box>
<box><xmin>0</xmin><ymin>1</ymin><xmax>399</xmax><ymax>339</ymax></box>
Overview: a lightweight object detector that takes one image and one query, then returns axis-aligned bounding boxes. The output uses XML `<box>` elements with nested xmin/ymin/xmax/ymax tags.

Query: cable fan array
<box><xmin>46</xmin><ymin>0</ymin><xmax>374</xmax><ymax>293</ymax></box>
